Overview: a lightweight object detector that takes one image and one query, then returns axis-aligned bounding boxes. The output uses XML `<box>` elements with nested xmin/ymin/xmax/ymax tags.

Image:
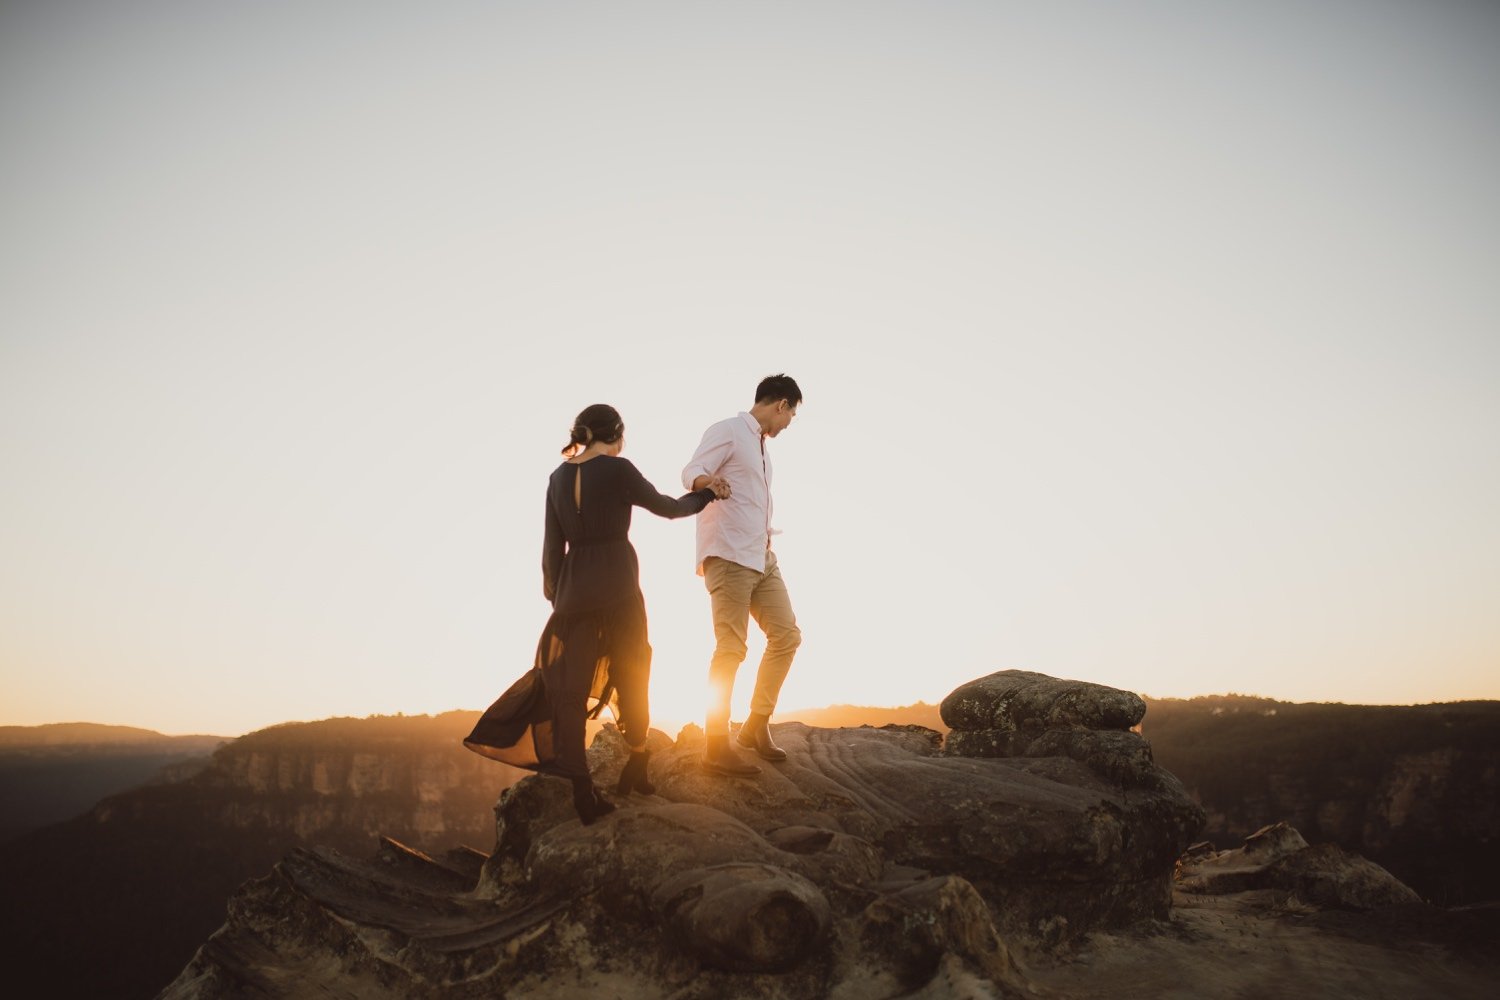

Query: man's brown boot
<box><xmin>703</xmin><ymin>734</ymin><xmax>761</xmax><ymax>777</ymax></box>
<box><xmin>737</xmin><ymin>712</ymin><xmax>788</xmax><ymax>761</ymax></box>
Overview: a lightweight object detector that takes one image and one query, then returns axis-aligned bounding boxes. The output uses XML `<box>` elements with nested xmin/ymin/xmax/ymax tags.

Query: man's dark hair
<box><xmin>755</xmin><ymin>373</ymin><xmax>802</xmax><ymax>408</ymax></box>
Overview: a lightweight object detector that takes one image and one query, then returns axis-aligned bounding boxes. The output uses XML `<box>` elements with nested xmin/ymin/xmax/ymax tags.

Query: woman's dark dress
<box><xmin>465</xmin><ymin>456</ymin><xmax>713</xmax><ymax>778</ymax></box>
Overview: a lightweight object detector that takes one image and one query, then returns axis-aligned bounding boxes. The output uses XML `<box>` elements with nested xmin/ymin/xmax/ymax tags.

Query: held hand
<box><xmin>693</xmin><ymin>473</ymin><xmax>731</xmax><ymax>499</ymax></box>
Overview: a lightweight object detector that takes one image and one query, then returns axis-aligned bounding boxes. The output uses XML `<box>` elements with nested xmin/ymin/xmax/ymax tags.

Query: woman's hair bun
<box><xmin>562</xmin><ymin>404</ymin><xmax>623</xmax><ymax>456</ymax></box>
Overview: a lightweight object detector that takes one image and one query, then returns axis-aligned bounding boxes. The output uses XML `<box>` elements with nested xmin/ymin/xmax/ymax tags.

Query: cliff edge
<box><xmin>160</xmin><ymin>670</ymin><xmax>1205</xmax><ymax>998</ymax></box>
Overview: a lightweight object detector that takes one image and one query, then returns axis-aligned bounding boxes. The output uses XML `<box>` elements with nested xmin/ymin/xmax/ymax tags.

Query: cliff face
<box><xmin>1362</xmin><ymin>746</ymin><xmax>1499</xmax><ymax>846</ymax></box>
<box><xmin>117</xmin><ymin>735</ymin><xmax>509</xmax><ymax>849</ymax></box>
<box><xmin>210</xmin><ymin>747</ymin><xmax>468</xmax><ymax>797</ymax></box>
<box><xmin>1142</xmin><ymin>697</ymin><xmax>1500</xmax><ymax>904</ymax></box>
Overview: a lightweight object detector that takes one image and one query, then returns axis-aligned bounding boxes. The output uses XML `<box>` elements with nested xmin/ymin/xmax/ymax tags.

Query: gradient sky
<box><xmin>3</xmin><ymin>1</ymin><xmax>1497</xmax><ymax>736</ymax></box>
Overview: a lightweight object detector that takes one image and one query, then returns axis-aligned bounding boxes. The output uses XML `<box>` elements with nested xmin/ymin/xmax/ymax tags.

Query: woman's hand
<box><xmin>708</xmin><ymin>476</ymin><xmax>732</xmax><ymax>500</ymax></box>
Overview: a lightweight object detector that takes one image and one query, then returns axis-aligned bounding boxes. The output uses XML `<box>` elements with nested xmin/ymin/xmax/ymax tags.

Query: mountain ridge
<box><xmin>0</xmin><ymin>722</ymin><xmax>229</xmax><ymax>747</ymax></box>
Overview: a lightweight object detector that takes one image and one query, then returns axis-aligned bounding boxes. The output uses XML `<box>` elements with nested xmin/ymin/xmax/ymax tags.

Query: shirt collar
<box><xmin>737</xmin><ymin>411</ymin><xmax>764</xmax><ymax>438</ymax></box>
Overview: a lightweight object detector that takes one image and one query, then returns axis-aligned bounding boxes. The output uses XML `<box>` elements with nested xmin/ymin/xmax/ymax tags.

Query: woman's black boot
<box><xmin>571</xmin><ymin>776</ymin><xmax>616</xmax><ymax>825</ymax></box>
<box><xmin>616</xmin><ymin>749</ymin><xmax>655</xmax><ymax>796</ymax></box>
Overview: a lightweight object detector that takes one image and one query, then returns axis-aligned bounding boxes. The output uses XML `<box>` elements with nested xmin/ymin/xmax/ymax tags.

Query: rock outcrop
<box><xmin>163</xmin><ymin>671</ymin><xmax>1206</xmax><ymax>998</ymax></box>
<box><xmin>1177</xmin><ymin>820</ymin><xmax>1423</xmax><ymax>910</ymax></box>
<box><xmin>940</xmin><ymin>669</ymin><xmax>1164</xmax><ymax>791</ymax></box>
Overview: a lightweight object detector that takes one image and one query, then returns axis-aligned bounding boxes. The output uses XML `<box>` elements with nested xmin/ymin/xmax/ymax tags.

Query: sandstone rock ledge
<box><xmin>161</xmin><ymin>671</ymin><xmax>1205</xmax><ymax>999</ymax></box>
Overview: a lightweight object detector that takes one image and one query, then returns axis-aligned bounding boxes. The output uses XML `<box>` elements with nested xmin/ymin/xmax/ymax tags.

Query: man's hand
<box><xmin>694</xmin><ymin>474</ymin><xmax>732</xmax><ymax>499</ymax></box>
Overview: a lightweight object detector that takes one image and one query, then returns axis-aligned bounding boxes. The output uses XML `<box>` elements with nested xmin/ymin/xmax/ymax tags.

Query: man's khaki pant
<box><xmin>704</xmin><ymin>550</ymin><xmax>802</xmax><ymax>735</ymax></box>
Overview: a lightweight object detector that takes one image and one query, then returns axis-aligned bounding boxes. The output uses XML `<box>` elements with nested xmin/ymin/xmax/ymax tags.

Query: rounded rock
<box><xmin>651</xmin><ymin>862</ymin><xmax>831</xmax><ymax>972</ymax></box>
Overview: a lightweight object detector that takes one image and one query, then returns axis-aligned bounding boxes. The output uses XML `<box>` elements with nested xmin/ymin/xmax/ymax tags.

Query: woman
<box><xmin>465</xmin><ymin>404</ymin><xmax>722</xmax><ymax>824</ymax></box>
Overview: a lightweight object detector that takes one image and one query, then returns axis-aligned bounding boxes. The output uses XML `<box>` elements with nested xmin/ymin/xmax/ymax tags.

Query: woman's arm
<box><xmin>623</xmin><ymin>460</ymin><xmax>715</xmax><ymax>519</ymax></box>
<box><xmin>542</xmin><ymin>492</ymin><xmax>564</xmax><ymax>602</ymax></box>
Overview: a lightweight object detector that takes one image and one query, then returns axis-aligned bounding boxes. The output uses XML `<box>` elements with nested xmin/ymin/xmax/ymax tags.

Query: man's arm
<box><xmin>682</xmin><ymin>422</ymin><xmax>734</xmax><ymax>491</ymax></box>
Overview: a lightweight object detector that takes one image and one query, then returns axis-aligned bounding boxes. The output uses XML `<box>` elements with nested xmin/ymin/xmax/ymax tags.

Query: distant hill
<box><xmin>0</xmin><ymin>710</ymin><xmax>523</xmax><ymax>1000</ymax></box>
<box><xmin>776</xmin><ymin>701</ymin><xmax>946</xmax><ymax>732</ymax></box>
<box><xmin>0</xmin><ymin>722</ymin><xmax>225</xmax><ymax>747</ymax></box>
<box><xmin>0</xmin><ymin>725</ymin><xmax>229</xmax><ymax>844</ymax></box>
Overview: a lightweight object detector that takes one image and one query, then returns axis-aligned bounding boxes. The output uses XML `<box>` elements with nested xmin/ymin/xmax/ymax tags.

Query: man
<box><xmin>682</xmin><ymin>374</ymin><xmax>803</xmax><ymax>776</ymax></box>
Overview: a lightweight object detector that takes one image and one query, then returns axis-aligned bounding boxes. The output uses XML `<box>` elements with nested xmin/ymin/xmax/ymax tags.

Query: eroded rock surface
<box><xmin>162</xmin><ymin>671</ymin><xmax>1205</xmax><ymax>999</ymax></box>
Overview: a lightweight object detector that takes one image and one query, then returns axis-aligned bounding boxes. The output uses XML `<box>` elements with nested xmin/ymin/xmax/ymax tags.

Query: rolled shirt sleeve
<box><xmin>682</xmin><ymin>421</ymin><xmax>735</xmax><ymax>490</ymax></box>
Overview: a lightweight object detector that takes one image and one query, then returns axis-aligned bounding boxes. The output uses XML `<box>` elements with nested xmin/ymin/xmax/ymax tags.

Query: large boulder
<box><xmin>162</xmin><ymin>670</ymin><xmax>1204</xmax><ymax>998</ymax></box>
<box><xmin>939</xmin><ymin>670</ymin><xmax>1173</xmax><ymax>797</ymax></box>
<box><xmin>941</xmin><ymin>669</ymin><xmax>1147</xmax><ymax>732</ymax></box>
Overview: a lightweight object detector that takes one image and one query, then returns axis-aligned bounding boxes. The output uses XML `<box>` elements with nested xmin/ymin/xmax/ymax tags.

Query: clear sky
<box><xmin>2</xmin><ymin>1</ymin><xmax>1497</xmax><ymax>737</ymax></box>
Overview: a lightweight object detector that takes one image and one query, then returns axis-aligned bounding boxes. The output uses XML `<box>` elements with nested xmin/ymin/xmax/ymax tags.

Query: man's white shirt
<box><xmin>682</xmin><ymin>411</ymin><xmax>777</xmax><ymax>575</ymax></box>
